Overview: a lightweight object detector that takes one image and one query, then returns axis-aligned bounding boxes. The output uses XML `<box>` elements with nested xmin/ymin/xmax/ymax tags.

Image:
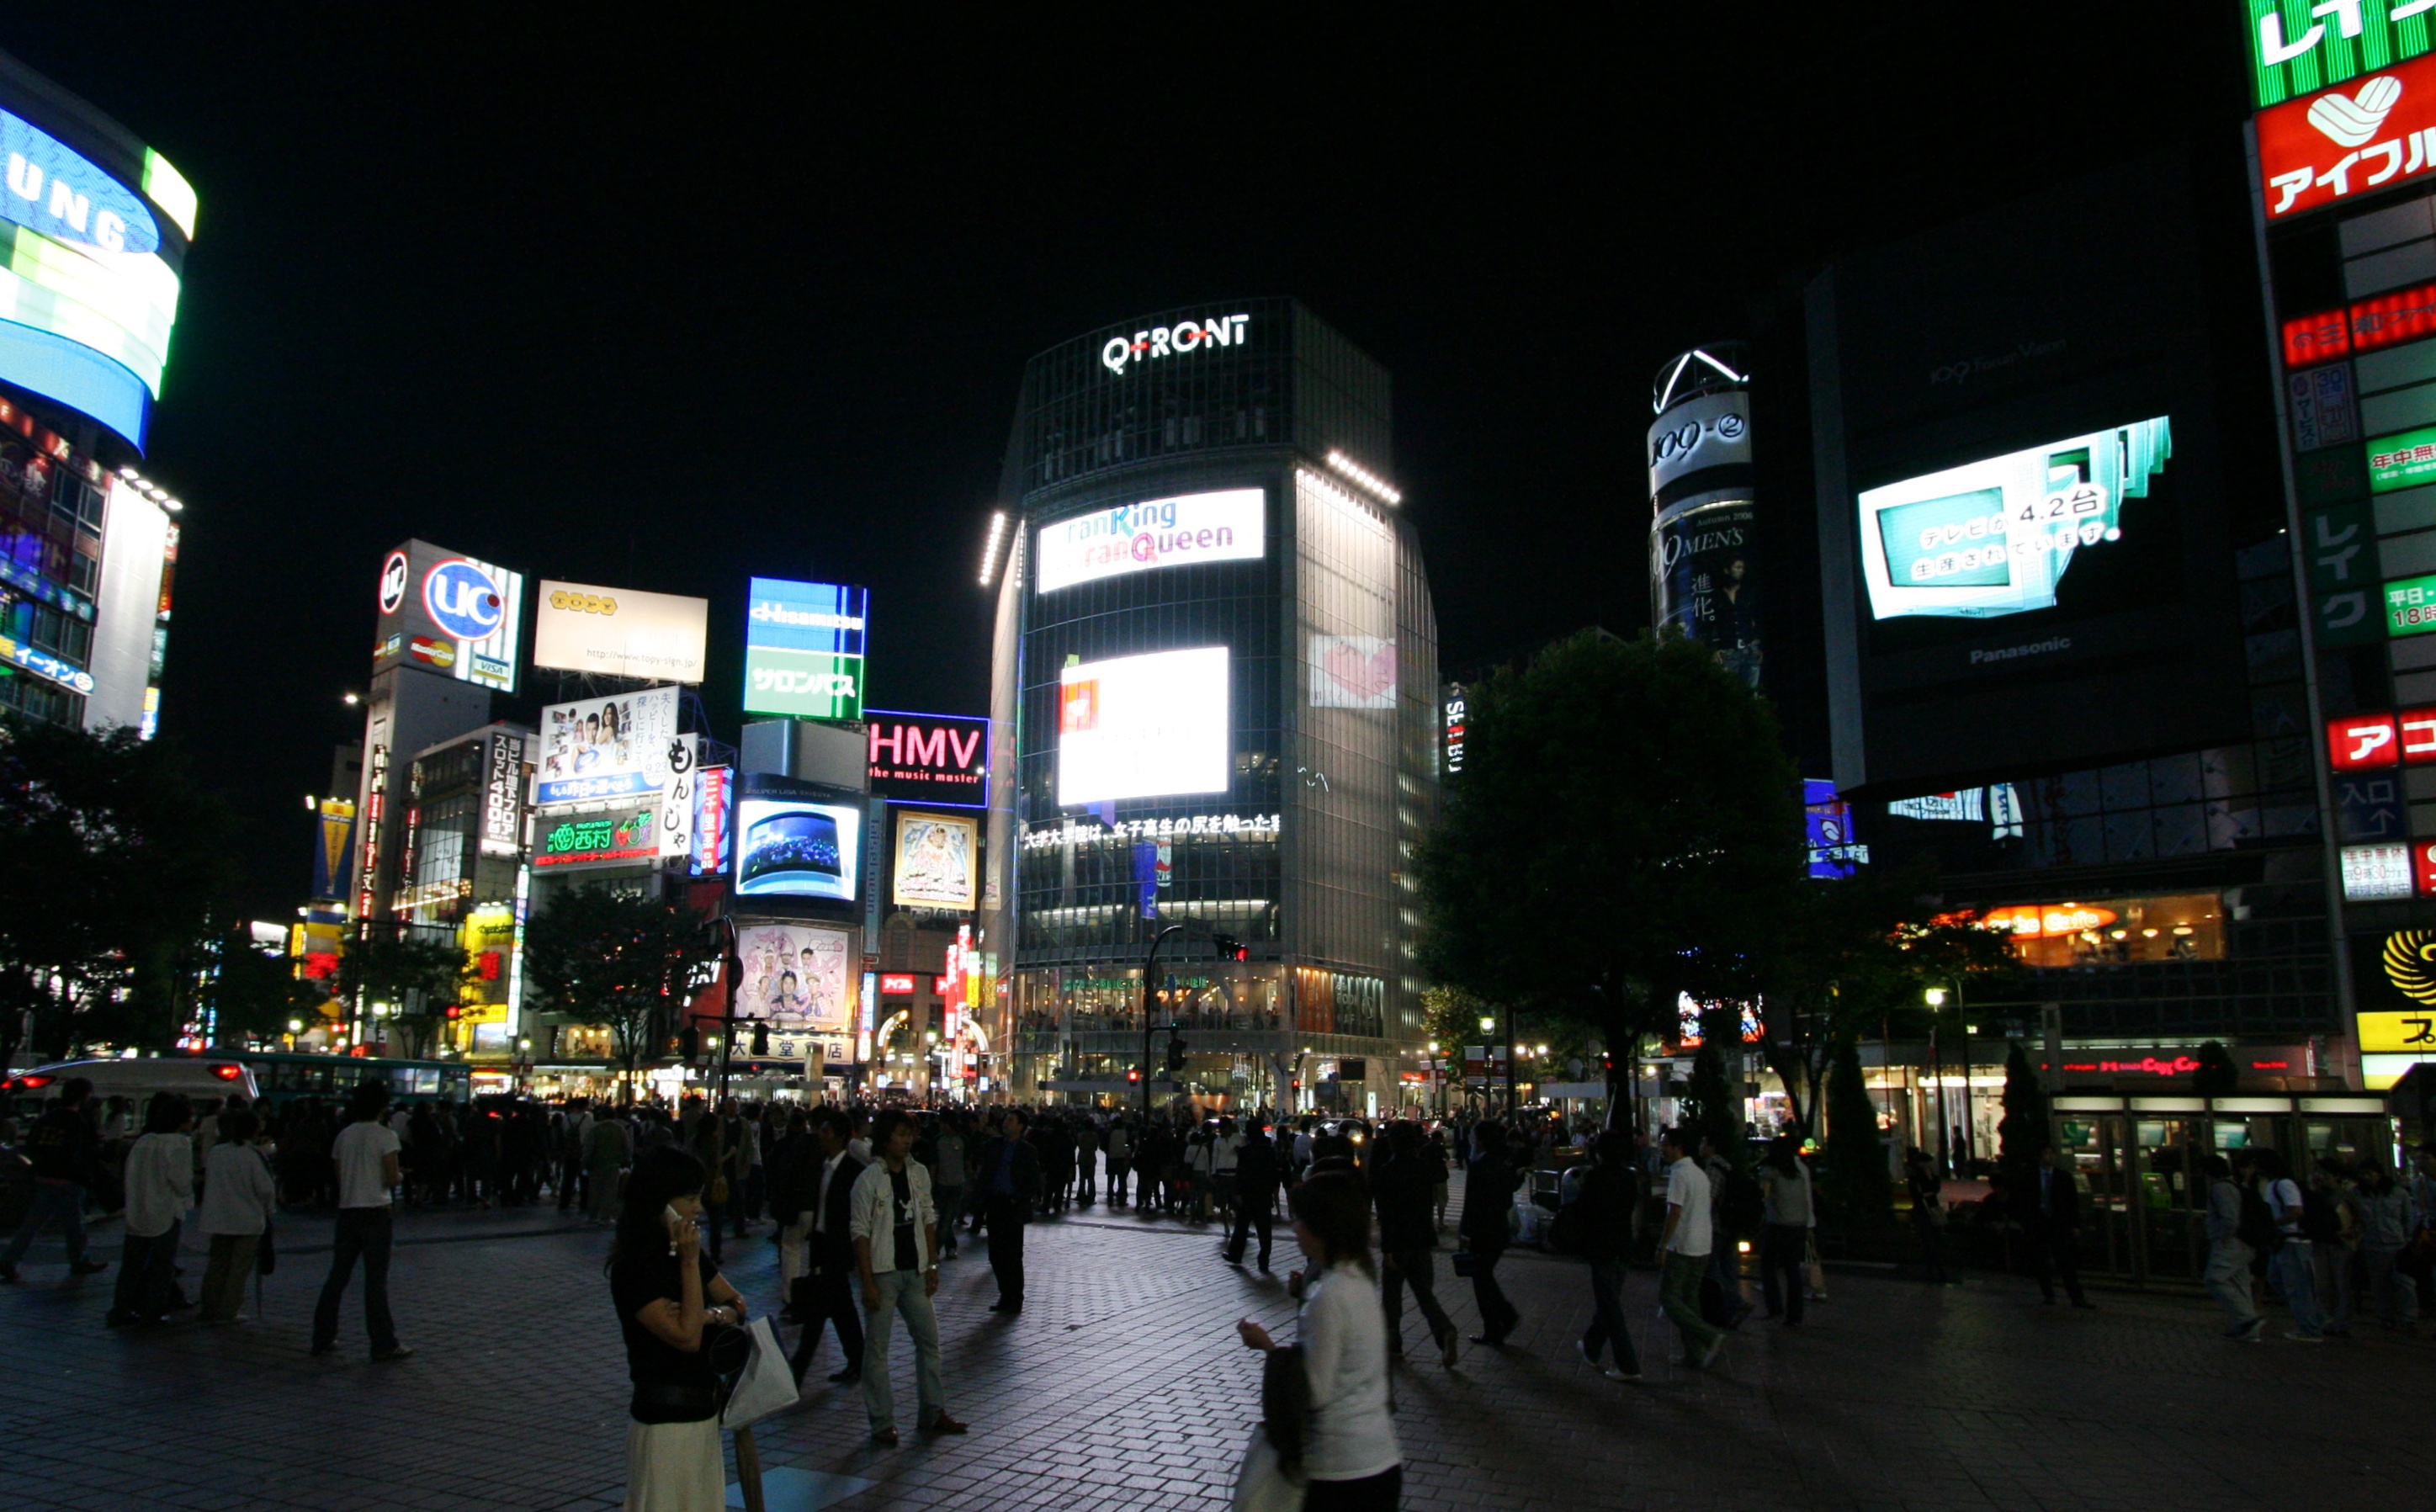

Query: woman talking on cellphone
<box><xmin>608</xmin><ymin>1145</ymin><xmax>750</xmax><ymax>1512</ymax></box>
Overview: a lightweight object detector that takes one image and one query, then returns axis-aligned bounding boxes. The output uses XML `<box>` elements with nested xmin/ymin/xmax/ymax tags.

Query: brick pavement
<box><xmin>3</xmin><ymin>1183</ymin><xmax>2433</xmax><ymax>1511</ymax></box>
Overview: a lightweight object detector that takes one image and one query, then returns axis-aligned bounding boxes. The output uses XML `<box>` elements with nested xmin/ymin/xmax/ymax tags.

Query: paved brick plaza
<box><xmin>3</xmin><ymin>1185</ymin><xmax>2432</xmax><ymax>1512</ymax></box>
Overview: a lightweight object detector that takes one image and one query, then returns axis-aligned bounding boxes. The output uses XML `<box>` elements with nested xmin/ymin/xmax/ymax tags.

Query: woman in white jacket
<box><xmin>1237</xmin><ymin>1172</ymin><xmax>1402</xmax><ymax>1510</ymax></box>
<box><xmin>199</xmin><ymin>1106</ymin><xmax>277</xmax><ymax>1323</ymax></box>
<box><xmin>110</xmin><ymin>1094</ymin><xmax>194</xmax><ymax>1326</ymax></box>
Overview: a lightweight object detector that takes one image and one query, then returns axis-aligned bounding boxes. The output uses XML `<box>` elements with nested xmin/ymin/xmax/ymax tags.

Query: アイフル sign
<box><xmin>2258</xmin><ymin>50</ymin><xmax>2436</xmax><ymax>218</ymax></box>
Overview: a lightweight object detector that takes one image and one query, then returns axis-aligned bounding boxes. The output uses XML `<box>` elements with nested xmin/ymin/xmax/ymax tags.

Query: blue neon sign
<box><xmin>0</xmin><ymin>108</ymin><xmax>160</xmax><ymax>255</ymax></box>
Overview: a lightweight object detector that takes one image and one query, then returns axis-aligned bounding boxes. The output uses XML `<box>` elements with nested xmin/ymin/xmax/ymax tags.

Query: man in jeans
<box><xmin>1658</xmin><ymin>1126</ymin><xmax>1725</xmax><ymax>1370</ymax></box>
<box><xmin>2258</xmin><ymin>1149</ymin><xmax>2325</xmax><ymax>1342</ymax></box>
<box><xmin>2200</xmin><ymin>1154</ymin><xmax>2262</xmax><ymax>1340</ymax></box>
<box><xmin>312</xmin><ymin>1082</ymin><xmax>412</xmax><ymax>1361</ymax></box>
<box><xmin>852</xmin><ymin>1110</ymin><xmax>966</xmax><ymax>1446</ymax></box>
<box><xmin>0</xmin><ymin>1077</ymin><xmax>110</xmax><ymax>1284</ymax></box>
<box><xmin>1575</xmin><ymin>1131</ymin><xmax>1642</xmax><ymax>1379</ymax></box>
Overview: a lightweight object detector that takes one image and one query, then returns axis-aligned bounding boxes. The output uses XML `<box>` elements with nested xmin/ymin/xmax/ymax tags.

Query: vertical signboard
<box><xmin>480</xmin><ymin>730</ymin><xmax>525</xmax><ymax>857</ymax></box>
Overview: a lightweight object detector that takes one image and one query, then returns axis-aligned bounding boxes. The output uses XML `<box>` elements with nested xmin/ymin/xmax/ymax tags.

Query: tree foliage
<box><xmin>523</xmin><ymin>884</ymin><xmax>719</xmax><ymax>1101</ymax></box>
<box><xmin>335</xmin><ymin>926</ymin><xmax>466</xmax><ymax>1060</ymax></box>
<box><xmin>202</xmin><ymin>931</ymin><xmax>332</xmax><ymax>1048</ymax></box>
<box><xmin>1417</xmin><ymin>631</ymin><xmax>1803</xmax><ymax>1114</ymax></box>
<box><xmin>0</xmin><ymin>717</ymin><xmax>234</xmax><ymax>1062</ymax></box>
<box><xmin>1996</xmin><ymin>1040</ymin><xmax>2049</xmax><ymax>1177</ymax></box>
<box><xmin>1823</xmin><ymin>1036</ymin><xmax>1892</xmax><ymax>1228</ymax></box>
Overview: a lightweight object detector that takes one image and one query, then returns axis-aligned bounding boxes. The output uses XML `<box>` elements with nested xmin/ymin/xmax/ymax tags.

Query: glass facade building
<box><xmin>983</xmin><ymin>300</ymin><xmax>1438</xmax><ymax>1110</ymax></box>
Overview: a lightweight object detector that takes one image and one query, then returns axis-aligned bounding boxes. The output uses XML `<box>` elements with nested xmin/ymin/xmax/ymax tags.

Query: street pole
<box><xmin>1504</xmin><ymin>1002</ymin><xmax>1517</xmax><ymax>1118</ymax></box>
<box><xmin>1139</xmin><ymin>922</ymin><xmax>1184</xmax><ymax>1120</ymax></box>
<box><xmin>715</xmin><ymin>916</ymin><xmax>741</xmax><ymax>1106</ymax></box>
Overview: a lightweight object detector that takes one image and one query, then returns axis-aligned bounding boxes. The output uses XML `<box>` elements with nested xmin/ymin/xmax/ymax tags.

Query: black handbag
<box><xmin>1451</xmin><ymin>1249</ymin><xmax>1478</xmax><ymax>1278</ymax></box>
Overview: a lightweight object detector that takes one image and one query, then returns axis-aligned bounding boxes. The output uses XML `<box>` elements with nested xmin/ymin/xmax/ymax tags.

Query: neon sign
<box><xmin>1100</xmin><ymin>313</ymin><xmax>1250</xmax><ymax>374</ymax></box>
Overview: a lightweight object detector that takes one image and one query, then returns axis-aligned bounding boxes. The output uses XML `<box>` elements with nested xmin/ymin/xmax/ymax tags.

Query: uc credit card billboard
<box><xmin>745</xmin><ymin>578</ymin><xmax>868</xmax><ymax>721</ymax></box>
<box><xmin>372</xmin><ymin>539</ymin><xmax>523</xmax><ymax>692</ymax></box>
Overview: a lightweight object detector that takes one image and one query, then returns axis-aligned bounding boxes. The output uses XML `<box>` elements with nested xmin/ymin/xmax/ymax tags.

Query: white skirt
<box><xmin>624</xmin><ymin>1417</ymin><xmax>723</xmax><ymax>1512</ymax></box>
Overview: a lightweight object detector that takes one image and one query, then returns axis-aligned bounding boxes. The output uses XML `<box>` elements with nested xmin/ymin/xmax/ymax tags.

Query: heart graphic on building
<box><xmin>1311</xmin><ymin>635</ymin><xmax>1397</xmax><ymax>708</ymax></box>
<box><xmin>2310</xmin><ymin>73</ymin><xmax>2403</xmax><ymax>146</ymax></box>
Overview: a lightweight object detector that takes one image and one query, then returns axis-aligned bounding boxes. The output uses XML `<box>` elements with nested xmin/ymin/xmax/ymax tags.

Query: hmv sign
<box><xmin>867</xmin><ymin>709</ymin><xmax>990</xmax><ymax>809</ymax></box>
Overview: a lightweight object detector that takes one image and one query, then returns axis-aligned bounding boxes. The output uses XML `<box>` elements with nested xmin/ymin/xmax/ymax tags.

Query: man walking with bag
<box><xmin>0</xmin><ymin>1076</ymin><xmax>109</xmax><ymax>1285</ymax></box>
<box><xmin>1658</xmin><ymin>1126</ymin><xmax>1725</xmax><ymax>1371</ymax></box>
<box><xmin>852</xmin><ymin>1110</ymin><xmax>966</xmax><ymax>1446</ymax></box>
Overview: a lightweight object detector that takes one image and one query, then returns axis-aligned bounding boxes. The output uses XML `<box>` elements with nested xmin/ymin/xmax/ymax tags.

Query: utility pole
<box><xmin>1139</xmin><ymin>923</ymin><xmax>1185</xmax><ymax>1120</ymax></box>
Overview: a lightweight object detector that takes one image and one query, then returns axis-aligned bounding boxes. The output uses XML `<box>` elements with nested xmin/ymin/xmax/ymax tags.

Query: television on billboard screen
<box><xmin>1034</xmin><ymin>490</ymin><xmax>1265</xmax><ymax>594</ymax></box>
<box><xmin>735</xmin><ymin>777</ymin><xmax>862</xmax><ymax>901</ymax></box>
<box><xmin>1856</xmin><ymin>417</ymin><xmax>2172</xmax><ymax>622</ymax></box>
<box><xmin>1057</xmin><ymin>645</ymin><xmax>1231</xmax><ymax>806</ymax></box>
<box><xmin>535</xmin><ymin>687</ymin><xmax>682</xmax><ymax>805</ymax></box>
<box><xmin>892</xmin><ymin>810</ymin><xmax>977</xmax><ymax>909</ymax></box>
<box><xmin>533</xmin><ymin>581</ymin><xmax>709</xmax><ymax>683</ymax></box>
<box><xmin>744</xmin><ymin>578</ymin><xmax>868</xmax><ymax>720</ymax></box>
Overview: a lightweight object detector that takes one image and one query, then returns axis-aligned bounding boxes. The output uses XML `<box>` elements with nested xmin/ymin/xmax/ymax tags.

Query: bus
<box><xmin>227</xmin><ymin>1050</ymin><xmax>472</xmax><ymax>1110</ymax></box>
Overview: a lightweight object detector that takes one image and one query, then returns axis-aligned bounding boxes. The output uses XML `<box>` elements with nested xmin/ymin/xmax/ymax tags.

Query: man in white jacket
<box><xmin>110</xmin><ymin>1094</ymin><xmax>195</xmax><ymax>1326</ymax></box>
<box><xmin>852</xmin><ymin>1109</ymin><xmax>965</xmax><ymax>1445</ymax></box>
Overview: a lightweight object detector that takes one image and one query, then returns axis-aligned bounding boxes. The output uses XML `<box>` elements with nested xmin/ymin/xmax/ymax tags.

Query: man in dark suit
<box><xmin>2018</xmin><ymin>1143</ymin><xmax>2094</xmax><ymax>1308</ymax></box>
<box><xmin>789</xmin><ymin>1109</ymin><xmax>869</xmax><ymax>1384</ymax></box>
<box><xmin>976</xmin><ymin>1110</ymin><xmax>1043</xmax><ymax>1313</ymax></box>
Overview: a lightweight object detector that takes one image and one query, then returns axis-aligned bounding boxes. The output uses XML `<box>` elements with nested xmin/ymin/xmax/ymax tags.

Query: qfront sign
<box><xmin>1099</xmin><ymin>313</ymin><xmax>1250</xmax><ymax>374</ymax></box>
<box><xmin>2247</xmin><ymin>0</ymin><xmax>2436</xmax><ymax>109</ymax></box>
<box><xmin>2258</xmin><ymin>50</ymin><xmax>2436</xmax><ymax>218</ymax></box>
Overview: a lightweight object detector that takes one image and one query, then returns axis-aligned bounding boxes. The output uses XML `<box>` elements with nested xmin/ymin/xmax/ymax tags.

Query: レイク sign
<box><xmin>2247</xmin><ymin>0</ymin><xmax>2436</xmax><ymax>109</ymax></box>
<box><xmin>2258</xmin><ymin>52</ymin><xmax>2436</xmax><ymax>218</ymax></box>
<box><xmin>1100</xmin><ymin>314</ymin><xmax>1250</xmax><ymax>374</ymax></box>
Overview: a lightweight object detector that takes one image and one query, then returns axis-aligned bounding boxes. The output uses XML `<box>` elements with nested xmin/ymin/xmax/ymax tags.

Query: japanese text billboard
<box><xmin>1857</xmin><ymin>417</ymin><xmax>2173</xmax><ymax>622</ymax></box>
<box><xmin>2259</xmin><ymin>50</ymin><xmax>2436</xmax><ymax>219</ymax></box>
<box><xmin>533</xmin><ymin>802</ymin><xmax>662</xmax><ymax>869</ymax></box>
<box><xmin>535</xmin><ymin>686</ymin><xmax>682</xmax><ymax>805</ymax></box>
<box><xmin>743</xmin><ymin>578</ymin><xmax>868</xmax><ymax>721</ymax></box>
<box><xmin>2247</xmin><ymin>1</ymin><xmax>2436</xmax><ymax>109</ymax></box>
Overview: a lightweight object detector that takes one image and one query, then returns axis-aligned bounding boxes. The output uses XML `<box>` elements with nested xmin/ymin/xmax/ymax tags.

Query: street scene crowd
<box><xmin>9</xmin><ymin>1074</ymin><xmax>2436</xmax><ymax>1508</ymax></box>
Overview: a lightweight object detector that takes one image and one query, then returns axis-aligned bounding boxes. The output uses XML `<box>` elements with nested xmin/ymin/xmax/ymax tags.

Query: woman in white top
<box><xmin>198</xmin><ymin>1106</ymin><xmax>278</xmax><ymax>1323</ymax></box>
<box><xmin>1237</xmin><ymin>1172</ymin><xmax>1402</xmax><ymax>1510</ymax></box>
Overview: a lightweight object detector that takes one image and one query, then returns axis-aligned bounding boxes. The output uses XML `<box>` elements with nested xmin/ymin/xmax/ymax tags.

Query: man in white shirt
<box><xmin>851</xmin><ymin>1110</ymin><xmax>964</xmax><ymax>1445</ymax></box>
<box><xmin>109</xmin><ymin>1094</ymin><xmax>196</xmax><ymax>1326</ymax></box>
<box><xmin>1658</xmin><ymin>1126</ymin><xmax>1725</xmax><ymax>1369</ymax></box>
<box><xmin>312</xmin><ymin>1083</ymin><xmax>411</xmax><ymax>1361</ymax></box>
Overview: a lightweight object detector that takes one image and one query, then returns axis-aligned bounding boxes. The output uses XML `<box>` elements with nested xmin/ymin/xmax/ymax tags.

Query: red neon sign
<box><xmin>2284</xmin><ymin>308</ymin><xmax>2350</xmax><ymax>367</ymax></box>
<box><xmin>2260</xmin><ymin>55</ymin><xmax>2436</xmax><ymax>220</ymax></box>
<box><xmin>2330</xmin><ymin>714</ymin><xmax>2401</xmax><ymax>772</ymax></box>
<box><xmin>2352</xmin><ymin>279</ymin><xmax>2436</xmax><ymax>354</ymax></box>
<box><xmin>878</xmin><ymin>974</ymin><xmax>916</xmax><ymax>995</ymax></box>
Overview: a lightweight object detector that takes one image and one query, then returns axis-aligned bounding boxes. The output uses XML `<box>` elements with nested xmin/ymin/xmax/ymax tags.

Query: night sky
<box><xmin>5</xmin><ymin>8</ymin><xmax>2251</xmax><ymax>912</ymax></box>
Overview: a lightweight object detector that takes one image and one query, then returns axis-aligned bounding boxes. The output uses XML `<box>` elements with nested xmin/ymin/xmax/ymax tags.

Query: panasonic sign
<box><xmin>1101</xmin><ymin>313</ymin><xmax>1251</xmax><ymax>374</ymax></box>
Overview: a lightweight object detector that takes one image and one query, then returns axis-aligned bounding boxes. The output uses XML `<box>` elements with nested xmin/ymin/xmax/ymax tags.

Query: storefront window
<box><xmin>1984</xmin><ymin>892</ymin><xmax>2224</xmax><ymax>967</ymax></box>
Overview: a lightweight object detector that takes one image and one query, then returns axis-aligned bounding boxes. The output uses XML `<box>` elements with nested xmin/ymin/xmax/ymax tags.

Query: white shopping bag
<box><xmin>1230</xmin><ymin>1425</ymin><xmax>1304</xmax><ymax>1512</ymax></box>
<box><xmin>720</xmin><ymin>1316</ymin><xmax>800</xmax><ymax>1428</ymax></box>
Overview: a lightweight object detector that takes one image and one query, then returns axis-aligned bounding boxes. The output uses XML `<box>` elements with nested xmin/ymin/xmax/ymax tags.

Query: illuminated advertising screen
<box><xmin>535</xmin><ymin>686</ymin><xmax>682</xmax><ymax>805</ymax></box>
<box><xmin>2258</xmin><ymin>49</ymin><xmax>2436</xmax><ymax>220</ymax></box>
<box><xmin>1857</xmin><ymin>417</ymin><xmax>2172</xmax><ymax>622</ymax></box>
<box><xmin>2247</xmin><ymin>1</ymin><xmax>2436</xmax><ymax>109</ymax></box>
<box><xmin>743</xmin><ymin>578</ymin><xmax>867</xmax><ymax>720</ymax></box>
<box><xmin>0</xmin><ymin>81</ymin><xmax>198</xmax><ymax>448</ymax></box>
<box><xmin>371</xmin><ymin>539</ymin><xmax>524</xmax><ymax>692</ymax></box>
<box><xmin>1057</xmin><ymin>645</ymin><xmax>1231</xmax><ymax>806</ymax></box>
<box><xmin>533</xmin><ymin>580</ymin><xmax>709</xmax><ymax>683</ymax></box>
<box><xmin>690</xmin><ymin>766</ymin><xmax>733</xmax><ymax>878</ymax></box>
<box><xmin>533</xmin><ymin>802</ymin><xmax>663</xmax><ymax>868</ymax></box>
<box><xmin>1034</xmin><ymin>489</ymin><xmax>1265</xmax><ymax>594</ymax></box>
<box><xmin>732</xmin><ymin>921</ymin><xmax>852</xmax><ymax>1034</ymax></box>
<box><xmin>735</xmin><ymin>775</ymin><xmax>863</xmax><ymax>902</ymax></box>
<box><xmin>866</xmin><ymin>710</ymin><xmax>987</xmax><ymax>808</ymax></box>
<box><xmin>892</xmin><ymin>810</ymin><xmax>977</xmax><ymax>909</ymax></box>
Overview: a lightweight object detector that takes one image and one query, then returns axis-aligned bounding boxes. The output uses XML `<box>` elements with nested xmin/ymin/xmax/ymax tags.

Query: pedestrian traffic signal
<box><xmin>751</xmin><ymin>1021</ymin><xmax>769</xmax><ymax>1056</ymax></box>
<box><xmin>680</xmin><ymin>1025</ymin><xmax>700</xmax><ymax>1060</ymax></box>
<box><xmin>1127</xmin><ymin>1067</ymin><xmax>1143</xmax><ymax>1083</ymax></box>
<box><xmin>1165</xmin><ymin>1035</ymin><xmax>1187</xmax><ymax>1074</ymax></box>
<box><xmin>443</xmin><ymin>1003</ymin><xmax>460</xmax><ymax>1020</ymax></box>
<box><xmin>1213</xmin><ymin>934</ymin><xmax>1248</xmax><ymax>961</ymax></box>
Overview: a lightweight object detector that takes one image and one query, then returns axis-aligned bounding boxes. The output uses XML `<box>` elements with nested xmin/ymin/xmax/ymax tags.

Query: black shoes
<box><xmin>827</xmin><ymin>1367</ymin><xmax>860</xmax><ymax>1384</ymax></box>
<box><xmin>987</xmin><ymin>1300</ymin><xmax>1022</xmax><ymax>1313</ymax></box>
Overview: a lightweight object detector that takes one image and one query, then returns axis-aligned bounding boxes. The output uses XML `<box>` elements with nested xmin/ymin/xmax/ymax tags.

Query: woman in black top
<box><xmin>608</xmin><ymin>1147</ymin><xmax>749</xmax><ymax>1512</ymax></box>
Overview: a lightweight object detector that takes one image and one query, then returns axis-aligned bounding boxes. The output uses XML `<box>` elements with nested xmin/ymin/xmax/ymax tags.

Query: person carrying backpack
<box><xmin>2254</xmin><ymin>1149</ymin><xmax>2324</xmax><ymax>1342</ymax></box>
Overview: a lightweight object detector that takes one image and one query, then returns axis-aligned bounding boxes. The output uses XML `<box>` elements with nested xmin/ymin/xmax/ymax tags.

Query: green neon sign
<box><xmin>2385</xmin><ymin>570</ymin><xmax>2436</xmax><ymax>635</ymax></box>
<box><xmin>2369</xmin><ymin>424</ymin><xmax>2436</xmax><ymax>491</ymax></box>
<box><xmin>2248</xmin><ymin>1</ymin><xmax>2436</xmax><ymax>109</ymax></box>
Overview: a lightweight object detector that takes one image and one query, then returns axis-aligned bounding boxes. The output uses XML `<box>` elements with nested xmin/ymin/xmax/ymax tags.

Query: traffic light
<box><xmin>751</xmin><ymin>1021</ymin><xmax>770</xmax><ymax>1057</ymax></box>
<box><xmin>1127</xmin><ymin>1067</ymin><xmax>1143</xmax><ymax>1084</ymax></box>
<box><xmin>443</xmin><ymin>1003</ymin><xmax>461</xmax><ymax>1021</ymax></box>
<box><xmin>1165</xmin><ymin>1033</ymin><xmax>1188</xmax><ymax>1074</ymax></box>
<box><xmin>1213</xmin><ymin>934</ymin><xmax>1248</xmax><ymax>961</ymax></box>
<box><xmin>680</xmin><ymin>1025</ymin><xmax>701</xmax><ymax>1061</ymax></box>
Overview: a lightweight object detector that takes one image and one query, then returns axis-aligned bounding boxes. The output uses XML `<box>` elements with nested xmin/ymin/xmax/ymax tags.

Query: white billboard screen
<box><xmin>533</xmin><ymin>580</ymin><xmax>710</xmax><ymax>682</ymax></box>
<box><xmin>1057</xmin><ymin>646</ymin><xmax>1230</xmax><ymax>805</ymax></box>
<box><xmin>534</xmin><ymin>686</ymin><xmax>682</xmax><ymax>806</ymax></box>
<box><xmin>1033</xmin><ymin>489</ymin><xmax>1265</xmax><ymax>594</ymax></box>
<box><xmin>735</xmin><ymin>795</ymin><xmax>863</xmax><ymax>901</ymax></box>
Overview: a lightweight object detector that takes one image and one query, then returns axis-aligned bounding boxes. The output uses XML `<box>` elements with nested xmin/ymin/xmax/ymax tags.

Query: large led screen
<box><xmin>1858</xmin><ymin>417</ymin><xmax>2172</xmax><ymax>622</ymax></box>
<box><xmin>743</xmin><ymin>578</ymin><xmax>867</xmax><ymax>720</ymax></box>
<box><xmin>732</xmin><ymin>922</ymin><xmax>851</xmax><ymax>1033</ymax></box>
<box><xmin>735</xmin><ymin>792</ymin><xmax>863</xmax><ymax>901</ymax></box>
<box><xmin>1034</xmin><ymin>489</ymin><xmax>1264</xmax><ymax>594</ymax></box>
<box><xmin>0</xmin><ymin>94</ymin><xmax>196</xmax><ymax>448</ymax></box>
<box><xmin>1057</xmin><ymin>645</ymin><xmax>1230</xmax><ymax>805</ymax></box>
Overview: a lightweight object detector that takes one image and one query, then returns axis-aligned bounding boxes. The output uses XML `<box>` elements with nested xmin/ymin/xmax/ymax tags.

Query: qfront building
<box><xmin>981</xmin><ymin>300</ymin><xmax>1439</xmax><ymax>1112</ymax></box>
